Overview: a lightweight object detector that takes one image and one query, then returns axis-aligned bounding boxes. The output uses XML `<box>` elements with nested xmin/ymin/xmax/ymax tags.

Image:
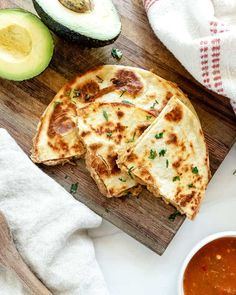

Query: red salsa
<box><xmin>184</xmin><ymin>237</ymin><xmax>236</xmax><ymax>295</ymax></box>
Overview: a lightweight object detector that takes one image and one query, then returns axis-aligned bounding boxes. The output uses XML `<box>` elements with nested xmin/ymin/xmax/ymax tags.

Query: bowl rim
<box><xmin>178</xmin><ymin>231</ymin><xmax>236</xmax><ymax>295</ymax></box>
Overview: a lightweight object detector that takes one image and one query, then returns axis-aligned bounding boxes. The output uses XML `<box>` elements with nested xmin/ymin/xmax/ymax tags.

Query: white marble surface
<box><xmin>89</xmin><ymin>143</ymin><xmax>236</xmax><ymax>295</ymax></box>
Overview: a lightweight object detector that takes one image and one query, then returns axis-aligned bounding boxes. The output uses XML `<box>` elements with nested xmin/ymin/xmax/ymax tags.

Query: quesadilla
<box><xmin>31</xmin><ymin>65</ymin><xmax>196</xmax><ymax>165</ymax></box>
<box><xmin>117</xmin><ymin>97</ymin><xmax>210</xmax><ymax>219</ymax></box>
<box><xmin>76</xmin><ymin>102</ymin><xmax>156</xmax><ymax>197</ymax></box>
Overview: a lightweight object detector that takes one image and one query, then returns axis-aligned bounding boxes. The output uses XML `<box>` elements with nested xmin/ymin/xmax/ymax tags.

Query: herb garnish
<box><xmin>149</xmin><ymin>149</ymin><xmax>157</xmax><ymax>160</ymax></box>
<box><xmin>54</xmin><ymin>101</ymin><xmax>62</xmax><ymax>107</ymax></box>
<box><xmin>120</xmin><ymin>90</ymin><xmax>126</xmax><ymax>97</ymax></box>
<box><xmin>103</xmin><ymin>110</ymin><xmax>109</xmax><ymax>121</ymax></box>
<box><xmin>150</xmin><ymin>100</ymin><xmax>159</xmax><ymax>110</ymax></box>
<box><xmin>192</xmin><ymin>166</ymin><xmax>199</xmax><ymax>174</ymax></box>
<box><xmin>122</xmin><ymin>100</ymin><xmax>134</xmax><ymax>105</ymax></box>
<box><xmin>169</xmin><ymin>210</ymin><xmax>181</xmax><ymax>221</ymax></box>
<box><xmin>107</xmin><ymin>132</ymin><xmax>112</xmax><ymax>139</ymax></box>
<box><xmin>71</xmin><ymin>97</ymin><xmax>77</xmax><ymax>104</ymax></box>
<box><xmin>111</xmin><ymin>48</ymin><xmax>123</xmax><ymax>60</ymax></box>
<box><xmin>166</xmin><ymin>159</ymin><xmax>169</xmax><ymax>168</ymax></box>
<box><xmin>73</xmin><ymin>89</ymin><xmax>81</xmax><ymax>97</ymax></box>
<box><xmin>128</xmin><ymin>166</ymin><xmax>135</xmax><ymax>179</ymax></box>
<box><xmin>155</xmin><ymin>132</ymin><xmax>163</xmax><ymax>139</ymax></box>
<box><xmin>188</xmin><ymin>183</ymin><xmax>194</xmax><ymax>188</ymax></box>
<box><xmin>70</xmin><ymin>182</ymin><xmax>78</xmax><ymax>194</ymax></box>
<box><xmin>173</xmin><ymin>176</ymin><xmax>180</xmax><ymax>182</ymax></box>
<box><xmin>85</xmin><ymin>94</ymin><xmax>91</xmax><ymax>101</ymax></box>
<box><xmin>96</xmin><ymin>75</ymin><xmax>104</xmax><ymax>83</ymax></box>
<box><xmin>126</xmin><ymin>132</ymin><xmax>136</xmax><ymax>143</ymax></box>
<box><xmin>233</xmin><ymin>170</ymin><xmax>236</xmax><ymax>175</ymax></box>
<box><xmin>159</xmin><ymin>149</ymin><xmax>166</xmax><ymax>157</ymax></box>
<box><xmin>146</xmin><ymin>115</ymin><xmax>152</xmax><ymax>121</ymax></box>
<box><xmin>119</xmin><ymin>177</ymin><xmax>127</xmax><ymax>182</ymax></box>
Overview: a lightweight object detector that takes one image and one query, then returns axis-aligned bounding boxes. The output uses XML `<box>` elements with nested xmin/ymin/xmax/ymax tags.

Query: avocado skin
<box><xmin>32</xmin><ymin>0</ymin><xmax>121</xmax><ymax>48</ymax></box>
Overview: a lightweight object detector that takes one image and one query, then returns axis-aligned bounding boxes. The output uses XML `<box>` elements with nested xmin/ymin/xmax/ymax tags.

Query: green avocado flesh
<box><xmin>0</xmin><ymin>9</ymin><xmax>54</xmax><ymax>81</ymax></box>
<box><xmin>33</xmin><ymin>0</ymin><xmax>121</xmax><ymax>47</ymax></box>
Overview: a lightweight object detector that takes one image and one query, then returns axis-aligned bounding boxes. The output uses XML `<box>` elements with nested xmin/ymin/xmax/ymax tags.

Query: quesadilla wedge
<box><xmin>31</xmin><ymin>96</ymin><xmax>85</xmax><ymax>165</ymax></box>
<box><xmin>76</xmin><ymin>102</ymin><xmax>156</xmax><ymax>197</ymax></box>
<box><xmin>31</xmin><ymin>65</ymin><xmax>196</xmax><ymax>165</ymax></box>
<box><xmin>117</xmin><ymin>97</ymin><xmax>210</xmax><ymax>219</ymax></box>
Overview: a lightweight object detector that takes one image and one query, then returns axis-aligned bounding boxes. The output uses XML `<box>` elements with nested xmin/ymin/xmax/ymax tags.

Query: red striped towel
<box><xmin>143</xmin><ymin>0</ymin><xmax>236</xmax><ymax>113</ymax></box>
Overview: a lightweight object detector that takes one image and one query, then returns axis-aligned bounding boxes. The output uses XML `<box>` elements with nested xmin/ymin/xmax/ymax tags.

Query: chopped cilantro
<box><xmin>192</xmin><ymin>166</ymin><xmax>199</xmax><ymax>174</ymax></box>
<box><xmin>155</xmin><ymin>132</ymin><xmax>164</xmax><ymax>139</ymax></box>
<box><xmin>70</xmin><ymin>182</ymin><xmax>78</xmax><ymax>194</ymax></box>
<box><xmin>188</xmin><ymin>183</ymin><xmax>194</xmax><ymax>188</ymax></box>
<box><xmin>233</xmin><ymin>170</ymin><xmax>236</xmax><ymax>175</ymax></box>
<box><xmin>122</xmin><ymin>100</ymin><xmax>134</xmax><ymax>105</ymax></box>
<box><xmin>126</xmin><ymin>132</ymin><xmax>136</xmax><ymax>143</ymax></box>
<box><xmin>169</xmin><ymin>210</ymin><xmax>181</xmax><ymax>221</ymax></box>
<box><xmin>96</xmin><ymin>75</ymin><xmax>104</xmax><ymax>83</ymax></box>
<box><xmin>107</xmin><ymin>132</ymin><xmax>112</xmax><ymax>139</ymax></box>
<box><xmin>159</xmin><ymin>149</ymin><xmax>166</xmax><ymax>157</ymax></box>
<box><xmin>128</xmin><ymin>166</ymin><xmax>135</xmax><ymax>179</ymax></box>
<box><xmin>71</xmin><ymin>97</ymin><xmax>77</xmax><ymax>104</ymax></box>
<box><xmin>103</xmin><ymin>110</ymin><xmax>109</xmax><ymax>121</ymax></box>
<box><xmin>146</xmin><ymin>115</ymin><xmax>152</xmax><ymax>121</ymax></box>
<box><xmin>149</xmin><ymin>149</ymin><xmax>157</xmax><ymax>160</ymax></box>
<box><xmin>85</xmin><ymin>94</ymin><xmax>91</xmax><ymax>101</ymax></box>
<box><xmin>150</xmin><ymin>100</ymin><xmax>159</xmax><ymax>110</ymax></box>
<box><xmin>111</xmin><ymin>48</ymin><xmax>123</xmax><ymax>60</ymax></box>
<box><xmin>173</xmin><ymin>176</ymin><xmax>180</xmax><ymax>182</ymax></box>
<box><xmin>54</xmin><ymin>101</ymin><xmax>62</xmax><ymax>107</ymax></box>
<box><xmin>166</xmin><ymin>159</ymin><xmax>169</xmax><ymax>168</ymax></box>
<box><xmin>73</xmin><ymin>89</ymin><xmax>81</xmax><ymax>97</ymax></box>
<box><xmin>119</xmin><ymin>177</ymin><xmax>127</xmax><ymax>182</ymax></box>
<box><xmin>120</xmin><ymin>90</ymin><xmax>126</xmax><ymax>97</ymax></box>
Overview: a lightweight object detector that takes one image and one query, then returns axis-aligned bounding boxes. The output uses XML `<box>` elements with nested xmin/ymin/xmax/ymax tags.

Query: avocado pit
<box><xmin>58</xmin><ymin>0</ymin><xmax>93</xmax><ymax>13</ymax></box>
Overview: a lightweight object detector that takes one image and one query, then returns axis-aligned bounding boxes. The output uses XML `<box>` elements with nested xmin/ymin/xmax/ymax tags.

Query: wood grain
<box><xmin>0</xmin><ymin>0</ymin><xmax>235</xmax><ymax>255</ymax></box>
<box><xmin>0</xmin><ymin>211</ymin><xmax>52</xmax><ymax>295</ymax></box>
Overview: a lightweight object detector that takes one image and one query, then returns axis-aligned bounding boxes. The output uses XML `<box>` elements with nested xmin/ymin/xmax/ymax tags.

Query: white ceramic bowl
<box><xmin>178</xmin><ymin>231</ymin><xmax>236</xmax><ymax>295</ymax></box>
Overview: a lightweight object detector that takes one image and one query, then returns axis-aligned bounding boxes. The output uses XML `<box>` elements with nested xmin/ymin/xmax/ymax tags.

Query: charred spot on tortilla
<box><xmin>165</xmin><ymin>105</ymin><xmax>183</xmax><ymax>122</ymax></box>
<box><xmin>80</xmin><ymin>80</ymin><xmax>100</xmax><ymax>101</ymax></box>
<box><xmin>166</xmin><ymin>133</ymin><xmax>178</xmax><ymax>145</ymax></box>
<box><xmin>116</xmin><ymin>110</ymin><xmax>124</xmax><ymax>119</ymax></box>
<box><xmin>111</xmin><ymin>69</ymin><xmax>143</xmax><ymax>96</ymax></box>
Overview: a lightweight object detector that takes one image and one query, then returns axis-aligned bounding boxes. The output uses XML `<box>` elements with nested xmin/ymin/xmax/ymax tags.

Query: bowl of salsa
<box><xmin>178</xmin><ymin>231</ymin><xmax>236</xmax><ymax>295</ymax></box>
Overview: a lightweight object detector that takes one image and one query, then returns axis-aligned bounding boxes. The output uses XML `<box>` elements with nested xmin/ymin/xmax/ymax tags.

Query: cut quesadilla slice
<box><xmin>31</xmin><ymin>65</ymin><xmax>196</xmax><ymax>164</ymax></box>
<box><xmin>117</xmin><ymin>97</ymin><xmax>210</xmax><ymax>219</ymax></box>
<box><xmin>31</xmin><ymin>96</ymin><xmax>85</xmax><ymax>165</ymax></box>
<box><xmin>76</xmin><ymin>102</ymin><xmax>156</xmax><ymax>197</ymax></box>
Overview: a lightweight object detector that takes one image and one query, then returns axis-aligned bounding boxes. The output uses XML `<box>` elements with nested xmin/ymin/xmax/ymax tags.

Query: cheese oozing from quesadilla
<box><xmin>117</xmin><ymin>97</ymin><xmax>210</xmax><ymax>219</ymax></box>
<box><xmin>77</xmin><ymin>102</ymin><xmax>156</xmax><ymax>197</ymax></box>
<box><xmin>31</xmin><ymin>65</ymin><xmax>196</xmax><ymax>165</ymax></box>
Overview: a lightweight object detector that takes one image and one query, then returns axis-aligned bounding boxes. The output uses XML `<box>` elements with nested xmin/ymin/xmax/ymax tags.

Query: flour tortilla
<box><xmin>31</xmin><ymin>65</ymin><xmax>196</xmax><ymax>165</ymax></box>
<box><xmin>117</xmin><ymin>97</ymin><xmax>210</xmax><ymax>219</ymax></box>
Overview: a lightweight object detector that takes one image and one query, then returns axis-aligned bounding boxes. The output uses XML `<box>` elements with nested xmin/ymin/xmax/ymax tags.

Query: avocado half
<box><xmin>32</xmin><ymin>0</ymin><xmax>121</xmax><ymax>47</ymax></box>
<box><xmin>0</xmin><ymin>9</ymin><xmax>54</xmax><ymax>81</ymax></box>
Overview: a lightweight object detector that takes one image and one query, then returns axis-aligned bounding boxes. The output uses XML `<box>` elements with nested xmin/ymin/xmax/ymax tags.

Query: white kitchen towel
<box><xmin>143</xmin><ymin>0</ymin><xmax>236</xmax><ymax>113</ymax></box>
<box><xmin>0</xmin><ymin>129</ymin><xmax>109</xmax><ymax>295</ymax></box>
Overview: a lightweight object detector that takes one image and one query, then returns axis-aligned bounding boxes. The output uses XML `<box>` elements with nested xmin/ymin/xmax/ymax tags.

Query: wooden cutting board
<box><xmin>1</xmin><ymin>0</ymin><xmax>236</xmax><ymax>255</ymax></box>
